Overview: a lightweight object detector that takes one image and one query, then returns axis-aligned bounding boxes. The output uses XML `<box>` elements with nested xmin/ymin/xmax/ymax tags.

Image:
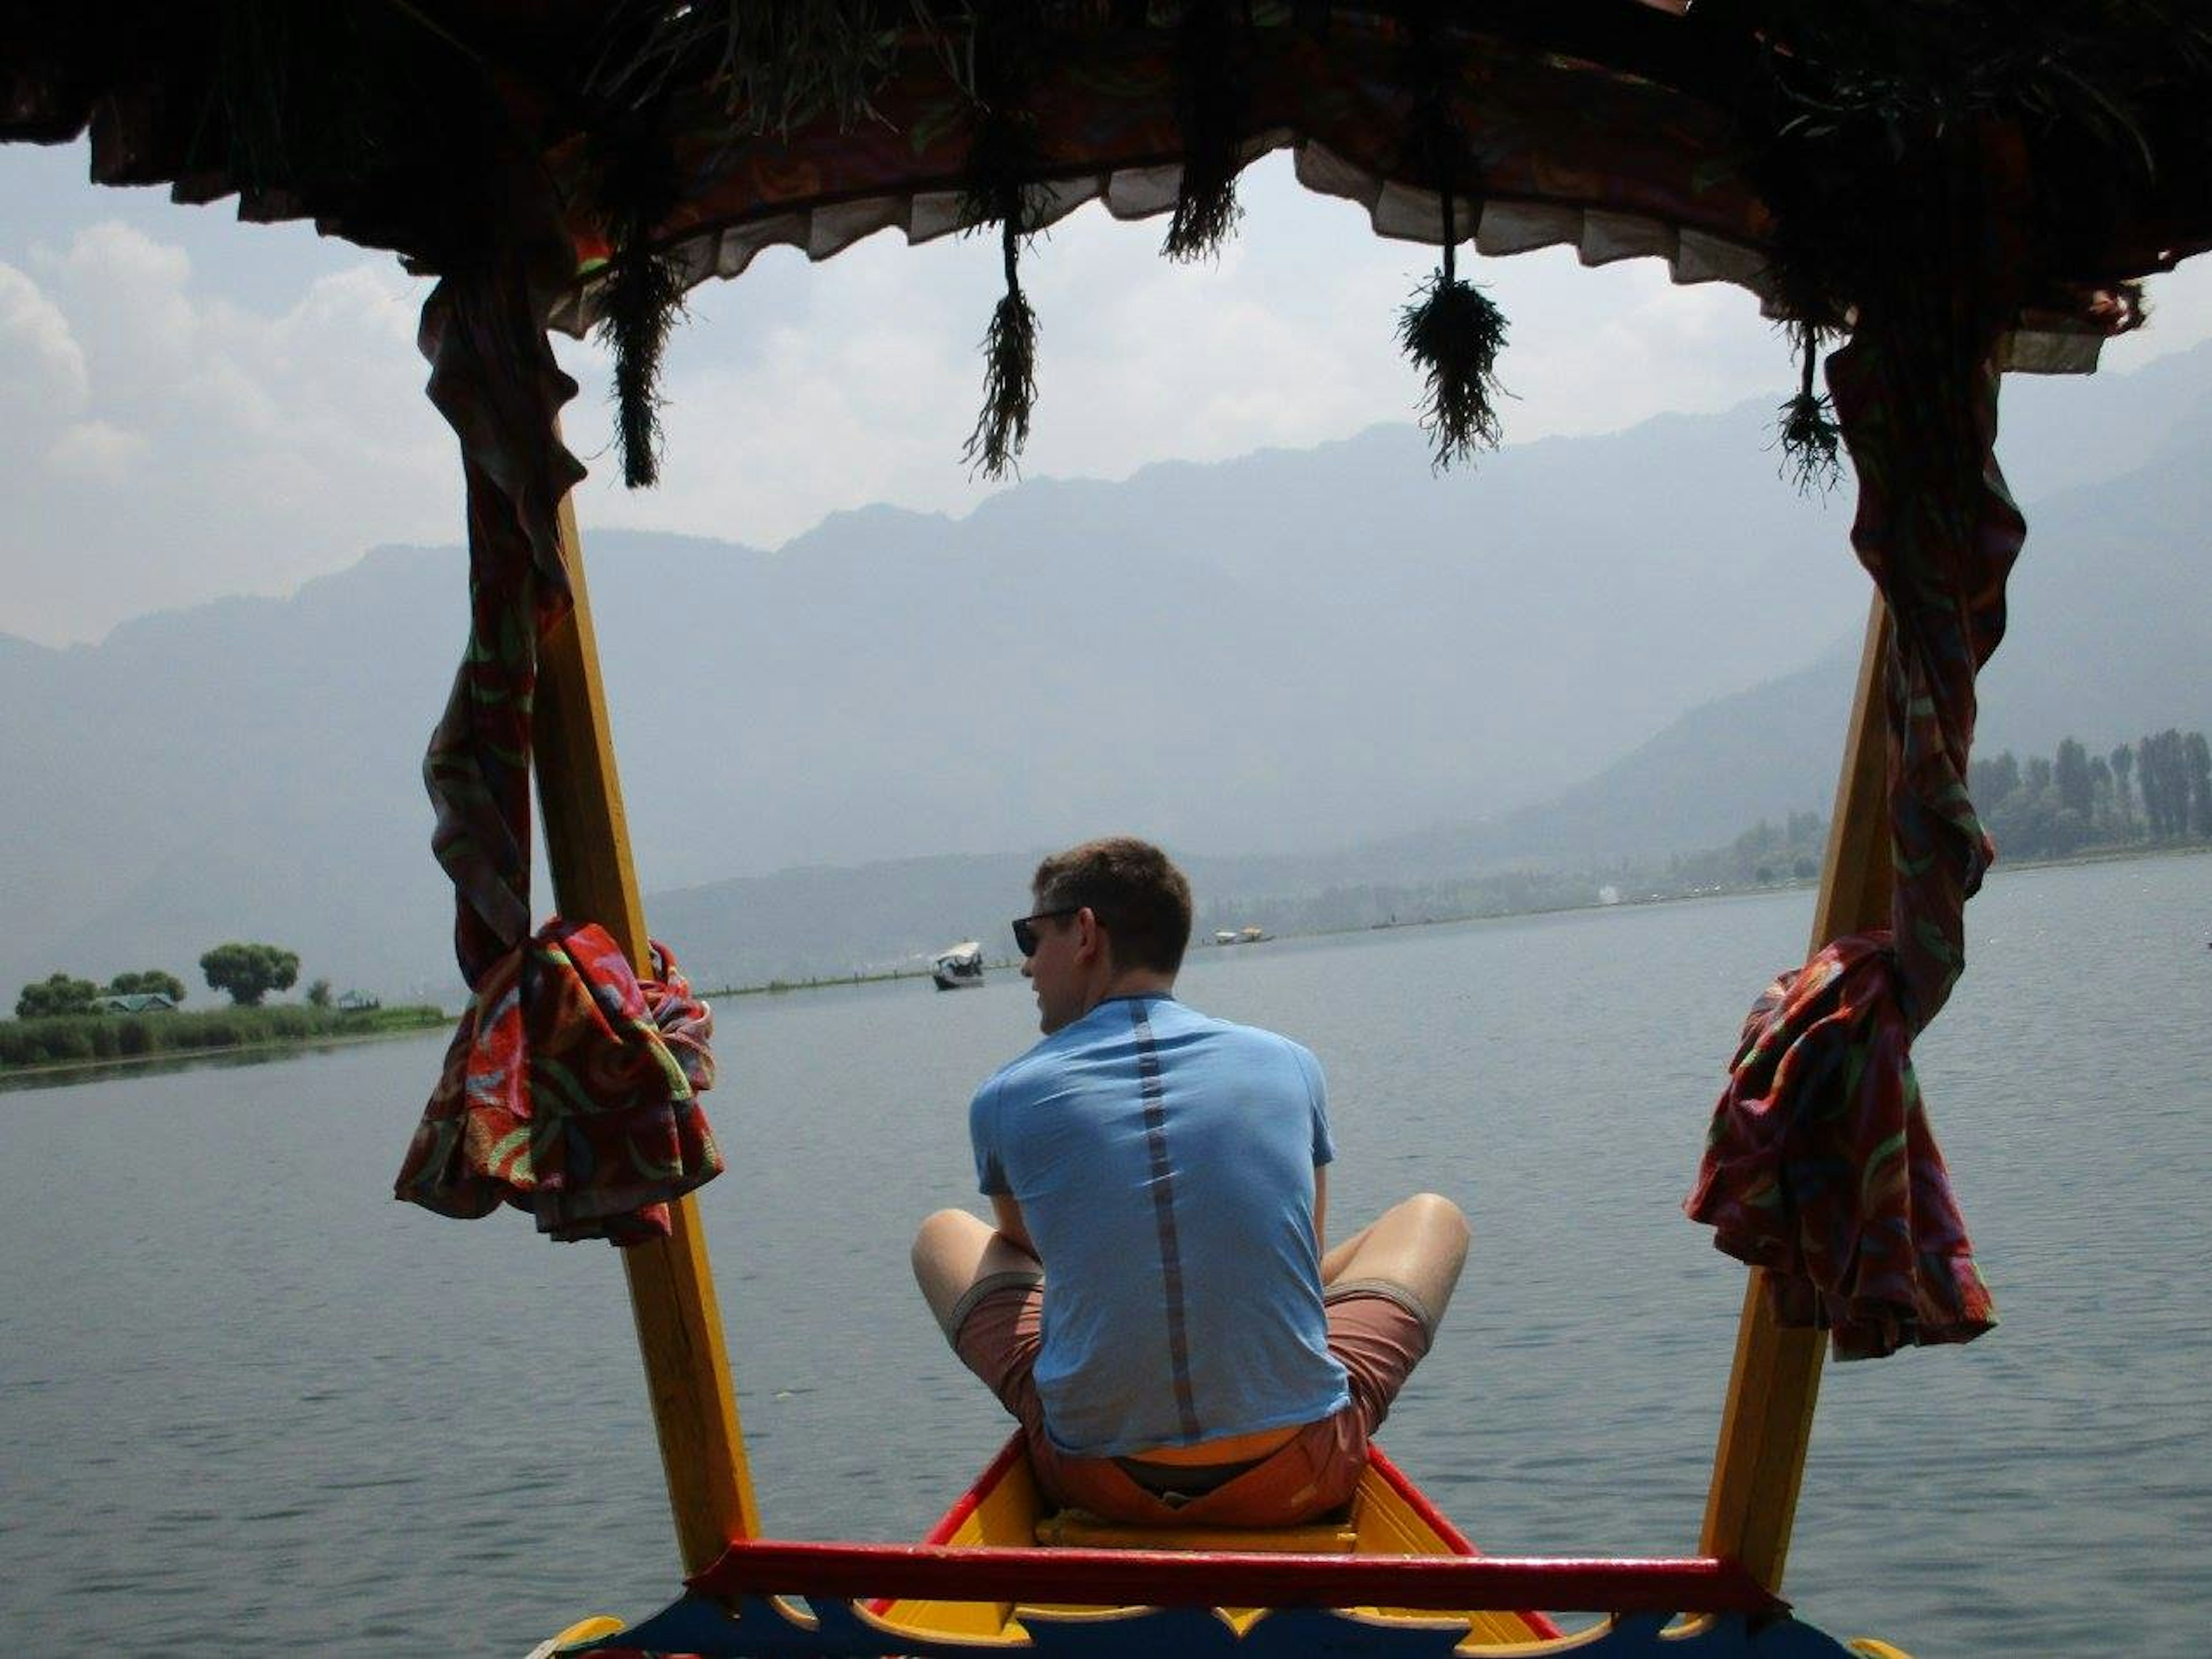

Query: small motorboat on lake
<box><xmin>931</xmin><ymin>942</ymin><xmax>986</xmax><ymax>991</ymax></box>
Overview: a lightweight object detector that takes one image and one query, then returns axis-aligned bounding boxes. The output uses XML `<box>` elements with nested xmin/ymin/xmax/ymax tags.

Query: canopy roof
<box><xmin>9</xmin><ymin>4</ymin><xmax>2208</xmax><ymax>344</ymax></box>
<box><xmin>12</xmin><ymin>2</ymin><xmax>2209</xmax><ymax>486</ymax></box>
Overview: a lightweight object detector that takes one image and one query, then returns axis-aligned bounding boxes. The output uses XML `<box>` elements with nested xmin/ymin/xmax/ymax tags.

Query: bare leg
<box><xmin>912</xmin><ymin>1207</ymin><xmax>1043</xmax><ymax>1339</ymax></box>
<box><xmin>1319</xmin><ymin>1193</ymin><xmax>1470</xmax><ymax>1331</ymax></box>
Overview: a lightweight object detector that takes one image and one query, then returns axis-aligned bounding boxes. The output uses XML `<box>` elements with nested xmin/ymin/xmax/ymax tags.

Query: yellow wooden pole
<box><xmin>533</xmin><ymin>484</ymin><xmax>763</xmax><ymax>1570</ymax></box>
<box><xmin>1698</xmin><ymin>592</ymin><xmax>1893</xmax><ymax>1592</ymax></box>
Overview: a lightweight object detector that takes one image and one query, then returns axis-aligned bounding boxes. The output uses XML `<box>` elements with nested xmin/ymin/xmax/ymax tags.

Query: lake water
<box><xmin>3</xmin><ymin>854</ymin><xmax>2207</xmax><ymax>1656</ymax></box>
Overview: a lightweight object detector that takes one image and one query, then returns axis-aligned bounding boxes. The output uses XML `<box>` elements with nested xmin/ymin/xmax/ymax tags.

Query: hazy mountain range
<box><xmin>4</xmin><ymin>344</ymin><xmax>2207</xmax><ymax>999</ymax></box>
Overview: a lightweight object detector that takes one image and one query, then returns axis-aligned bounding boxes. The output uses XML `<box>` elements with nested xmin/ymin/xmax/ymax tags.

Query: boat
<box><xmin>931</xmin><ymin>942</ymin><xmax>986</xmax><ymax>991</ymax></box>
<box><xmin>1213</xmin><ymin>930</ymin><xmax>1238</xmax><ymax>947</ymax></box>
<box><xmin>1237</xmin><ymin>925</ymin><xmax>1272</xmax><ymax>944</ymax></box>
<box><xmin>536</xmin><ymin>1435</ymin><xmax>1605</xmax><ymax>1654</ymax></box>
<box><xmin>12</xmin><ymin>7</ymin><xmax>2204</xmax><ymax>1656</ymax></box>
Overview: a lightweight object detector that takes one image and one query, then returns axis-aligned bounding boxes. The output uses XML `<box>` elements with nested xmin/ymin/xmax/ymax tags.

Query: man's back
<box><xmin>970</xmin><ymin>992</ymin><xmax>1350</xmax><ymax>1457</ymax></box>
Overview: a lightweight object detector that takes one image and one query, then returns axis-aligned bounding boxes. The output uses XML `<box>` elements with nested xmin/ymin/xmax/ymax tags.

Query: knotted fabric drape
<box><xmin>396</xmin><ymin>921</ymin><xmax>720</xmax><ymax>1244</ymax></box>
<box><xmin>1685</xmin><ymin>298</ymin><xmax>2013</xmax><ymax>1359</ymax></box>
<box><xmin>392</xmin><ymin>245</ymin><xmax>723</xmax><ymax>1244</ymax></box>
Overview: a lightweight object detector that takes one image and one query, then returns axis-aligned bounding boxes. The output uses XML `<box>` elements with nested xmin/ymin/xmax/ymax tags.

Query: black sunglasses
<box><xmin>1012</xmin><ymin>907</ymin><xmax>1082</xmax><ymax>957</ymax></box>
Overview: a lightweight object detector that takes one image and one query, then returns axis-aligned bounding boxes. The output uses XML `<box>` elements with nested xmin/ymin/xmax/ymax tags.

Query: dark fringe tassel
<box><xmin>590</xmin><ymin>117</ymin><xmax>688</xmax><ymax>490</ymax></box>
<box><xmin>1400</xmin><ymin>264</ymin><xmax>1508</xmax><ymax>469</ymax></box>
<box><xmin>601</xmin><ymin>246</ymin><xmax>688</xmax><ymax>489</ymax></box>
<box><xmin>963</xmin><ymin>218</ymin><xmax>1038</xmax><ymax>479</ymax></box>
<box><xmin>1162</xmin><ymin>0</ymin><xmax>1244</xmax><ymax>261</ymax></box>
<box><xmin>1775</xmin><ymin>326</ymin><xmax>1842</xmax><ymax>494</ymax></box>
<box><xmin>956</xmin><ymin>7</ymin><xmax>1046</xmax><ymax>480</ymax></box>
<box><xmin>1395</xmin><ymin>3</ymin><xmax>1507</xmax><ymax>469</ymax></box>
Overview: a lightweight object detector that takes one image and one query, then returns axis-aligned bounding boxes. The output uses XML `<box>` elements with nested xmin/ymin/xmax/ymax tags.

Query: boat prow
<box><xmin>873</xmin><ymin>1434</ymin><xmax>1560</xmax><ymax>1649</ymax></box>
<box><xmin>546</xmin><ymin>1436</ymin><xmax>1906</xmax><ymax>1656</ymax></box>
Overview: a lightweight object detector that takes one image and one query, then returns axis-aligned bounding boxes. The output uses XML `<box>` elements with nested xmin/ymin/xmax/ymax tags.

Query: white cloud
<box><xmin>560</xmin><ymin>228</ymin><xmax>1003</xmax><ymax>546</ymax></box>
<box><xmin>559</xmin><ymin>159</ymin><xmax>1824</xmax><ymax>554</ymax></box>
<box><xmin>1497</xmin><ymin>262</ymin><xmax>1786</xmax><ymax>437</ymax></box>
<box><xmin>1</xmin><ymin>217</ymin><xmax>456</xmax><ymax>645</ymax></box>
<box><xmin>2105</xmin><ymin>260</ymin><xmax>2212</xmax><ymax>369</ymax></box>
<box><xmin>0</xmin><ymin>259</ymin><xmax>89</xmax><ymax>413</ymax></box>
<box><xmin>7</xmin><ymin>142</ymin><xmax>2211</xmax><ymax>643</ymax></box>
<box><xmin>49</xmin><ymin>222</ymin><xmax>200</xmax><ymax>392</ymax></box>
<box><xmin>45</xmin><ymin>419</ymin><xmax>147</xmax><ymax>482</ymax></box>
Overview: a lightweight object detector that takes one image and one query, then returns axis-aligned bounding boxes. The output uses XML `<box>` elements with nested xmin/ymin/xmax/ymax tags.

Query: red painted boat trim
<box><xmin>866</xmin><ymin>1434</ymin><xmax>1033</xmax><ymax>1616</ymax></box>
<box><xmin>1365</xmin><ymin>1445</ymin><xmax>1564</xmax><ymax>1641</ymax></box>
<box><xmin>917</xmin><ymin>1433</ymin><xmax>1029</xmax><ymax>1547</ymax></box>
<box><xmin>694</xmin><ymin>1539</ymin><xmax>1785</xmax><ymax>1616</ymax></box>
<box><xmin>1365</xmin><ymin>1444</ymin><xmax>1479</xmax><ymax>1556</ymax></box>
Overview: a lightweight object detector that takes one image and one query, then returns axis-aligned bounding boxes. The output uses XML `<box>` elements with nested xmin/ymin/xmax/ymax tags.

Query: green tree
<box><xmin>105</xmin><ymin>969</ymin><xmax>186</xmax><ymax>1002</ymax></box>
<box><xmin>306</xmin><ymin>978</ymin><xmax>333</xmax><ymax>1009</ymax></box>
<box><xmin>1971</xmin><ymin>750</ymin><xmax>2021</xmax><ymax>805</ymax></box>
<box><xmin>2140</xmin><ymin>730</ymin><xmax>2191</xmax><ymax>838</ymax></box>
<box><xmin>16</xmin><ymin>972</ymin><xmax>100</xmax><ymax>1020</ymax></box>
<box><xmin>199</xmin><ymin>942</ymin><xmax>301</xmax><ymax>1007</ymax></box>
<box><xmin>2086</xmin><ymin>754</ymin><xmax>2113</xmax><ymax>833</ymax></box>
<box><xmin>1734</xmin><ymin>818</ymin><xmax>1779</xmax><ymax>857</ymax></box>
<box><xmin>2054</xmin><ymin>737</ymin><xmax>2092</xmax><ymax>816</ymax></box>
<box><xmin>2186</xmin><ymin>731</ymin><xmax>2212</xmax><ymax>836</ymax></box>
<box><xmin>2109</xmin><ymin>744</ymin><xmax>2135</xmax><ymax>831</ymax></box>
<box><xmin>2138</xmin><ymin>734</ymin><xmax>2167</xmax><ymax>834</ymax></box>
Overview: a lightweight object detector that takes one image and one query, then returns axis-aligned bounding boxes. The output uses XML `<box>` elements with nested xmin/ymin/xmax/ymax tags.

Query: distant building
<box><xmin>96</xmin><ymin>992</ymin><xmax>177</xmax><ymax>1014</ymax></box>
<box><xmin>336</xmin><ymin>990</ymin><xmax>382</xmax><ymax>1012</ymax></box>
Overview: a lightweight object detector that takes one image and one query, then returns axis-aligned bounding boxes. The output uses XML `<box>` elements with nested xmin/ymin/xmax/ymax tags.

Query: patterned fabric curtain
<box><xmin>1684</xmin><ymin>304</ymin><xmax>2014</xmax><ymax>1360</ymax></box>
<box><xmin>392</xmin><ymin>246</ymin><xmax>723</xmax><ymax>1245</ymax></box>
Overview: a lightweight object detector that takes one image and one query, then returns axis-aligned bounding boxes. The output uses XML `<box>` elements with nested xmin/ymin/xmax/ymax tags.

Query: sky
<box><xmin>6</xmin><ymin>137</ymin><xmax>2212</xmax><ymax>648</ymax></box>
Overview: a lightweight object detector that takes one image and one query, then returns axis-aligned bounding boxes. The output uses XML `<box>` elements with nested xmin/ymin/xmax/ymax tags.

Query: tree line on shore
<box><xmin>0</xmin><ymin>999</ymin><xmax>444</xmax><ymax>1072</ymax></box>
<box><xmin>14</xmin><ymin>941</ymin><xmax>306</xmax><ymax>1020</ymax></box>
<box><xmin>0</xmin><ymin>941</ymin><xmax>450</xmax><ymax>1073</ymax></box>
<box><xmin>1196</xmin><ymin>729</ymin><xmax>2209</xmax><ymax>942</ymax></box>
<box><xmin>1194</xmin><ymin>812</ymin><xmax>1835</xmax><ymax>941</ymax></box>
<box><xmin>1973</xmin><ymin>728</ymin><xmax>2212</xmax><ymax>859</ymax></box>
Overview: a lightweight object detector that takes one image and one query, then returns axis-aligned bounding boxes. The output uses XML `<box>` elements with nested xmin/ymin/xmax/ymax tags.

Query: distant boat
<box><xmin>1213</xmin><ymin>930</ymin><xmax>1237</xmax><ymax>946</ymax></box>
<box><xmin>1237</xmin><ymin>925</ymin><xmax>1272</xmax><ymax>944</ymax></box>
<box><xmin>930</xmin><ymin>942</ymin><xmax>984</xmax><ymax>991</ymax></box>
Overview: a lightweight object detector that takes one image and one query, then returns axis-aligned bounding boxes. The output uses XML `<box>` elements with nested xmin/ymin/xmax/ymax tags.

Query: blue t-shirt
<box><xmin>969</xmin><ymin>994</ymin><xmax>1350</xmax><ymax>1457</ymax></box>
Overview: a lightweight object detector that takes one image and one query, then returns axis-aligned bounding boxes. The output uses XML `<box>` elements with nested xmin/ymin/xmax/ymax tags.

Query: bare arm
<box><xmin>991</xmin><ymin>1192</ymin><xmax>1040</xmax><ymax>1262</ymax></box>
<box><xmin>1317</xmin><ymin>1165</ymin><xmax>1376</xmax><ymax>1286</ymax></box>
<box><xmin>1314</xmin><ymin>1164</ymin><xmax>1328</xmax><ymax>1263</ymax></box>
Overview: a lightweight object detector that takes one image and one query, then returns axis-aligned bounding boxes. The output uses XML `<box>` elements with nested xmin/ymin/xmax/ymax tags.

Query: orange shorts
<box><xmin>951</xmin><ymin>1282</ymin><xmax>1433</xmax><ymax>1527</ymax></box>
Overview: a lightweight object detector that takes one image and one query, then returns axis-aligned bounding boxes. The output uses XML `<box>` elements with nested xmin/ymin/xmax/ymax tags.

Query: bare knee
<box><xmin>912</xmin><ymin>1207</ymin><xmax>984</xmax><ymax>1278</ymax></box>
<box><xmin>914</xmin><ymin>1206</ymin><xmax>979</xmax><ymax>1249</ymax></box>
<box><xmin>1329</xmin><ymin>1193</ymin><xmax>1471</xmax><ymax>1327</ymax></box>
<box><xmin>1402</xmin><ymin>1191</ymin><xmax>1470</xmax><ymax>1245</ymax></box>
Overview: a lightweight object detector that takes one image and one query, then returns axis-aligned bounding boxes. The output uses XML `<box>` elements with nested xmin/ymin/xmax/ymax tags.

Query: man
<box><xmin>912</xmin><ymin>836</ymin><xmax>1469</xmax><ymax>1527</ymax></box>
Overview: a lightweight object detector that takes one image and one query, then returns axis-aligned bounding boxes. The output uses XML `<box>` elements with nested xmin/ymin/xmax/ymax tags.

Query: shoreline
<box><xmin>11</xmin><ymin>844</ymin><xmax>2203</xmax><ymax>1074</ymax></box>
<box><xmin>696</xmin><ymin>839</ymin><xmax>2212</xmax><ymax>999</ymax></box>
<box><xmin>0</xmin><ymin>1012</ymin><xmax>449</xmax><ymax>1089</ymax></box>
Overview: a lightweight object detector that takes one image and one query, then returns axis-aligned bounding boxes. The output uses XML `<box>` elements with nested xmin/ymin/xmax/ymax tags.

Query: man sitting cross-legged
<box><xmin>912</xmin><ymin>835</ymin><xmax>1470</xmax><ymax>1527</ymax></box>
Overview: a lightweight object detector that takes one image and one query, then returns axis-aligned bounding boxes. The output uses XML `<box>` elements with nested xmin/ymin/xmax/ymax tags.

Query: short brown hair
<box><xmin>1032</xmin><ymin>837</ymin><xmax>1193</xmax><ymax>978</ymax></box>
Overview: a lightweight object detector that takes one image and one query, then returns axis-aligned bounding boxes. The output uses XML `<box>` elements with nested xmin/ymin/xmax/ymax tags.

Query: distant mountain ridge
<box><xmin>4</xmin><ymin>344</ymin><xmax>2207</xmax><ymax>998</ymax></box>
